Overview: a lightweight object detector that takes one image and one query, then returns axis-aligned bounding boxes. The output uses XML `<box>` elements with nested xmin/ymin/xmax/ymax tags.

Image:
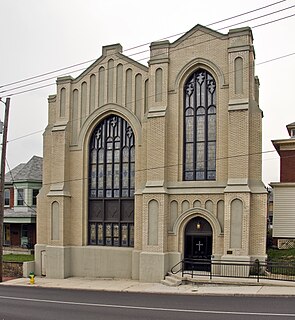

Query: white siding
<box><xmin>273</xmin><ymin>186</ymin><xmax>295</xmax><ymax>238</ymax></box>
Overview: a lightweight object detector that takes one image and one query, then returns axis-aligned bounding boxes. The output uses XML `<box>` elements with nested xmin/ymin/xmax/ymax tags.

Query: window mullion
<box><xmin>193</xmin><ymin>74</ymin><xmax>197</xmax><ymax>179</ymax></box>
<box><xmin>183</xmin><ymin>83</ymin><xmax>187</xmax><ymax>180</ymax></box>
<box><xmin>205</xmin><ymin>73</ymin><xmax>208</xmax><ymax>179</ymax></box>
<box><xmin>103</xmin><ymin>120</ymin><xmax>107</xmax><ymax>198</ymax></box>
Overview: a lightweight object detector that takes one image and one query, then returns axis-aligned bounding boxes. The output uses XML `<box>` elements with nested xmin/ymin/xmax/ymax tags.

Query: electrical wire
<box><xmin>2</xmin><ymin>49</ymin><xmax>295</xmax><ymax>146</ymax></box>
<box><xmin>2</xmin><ymin>8</ymin><xmax>295</xmax><ymax>99</ymax></box>
<box><xmin>0</xmin><ymin>1</ymin><xmax>294</xmax><ymax>179</ymax></box>
<box><xmin>0</xmin><ymin>0</ymin><xmax>292</xmax><ymax>95</ymax></box>
<box><xmin>9</xmin><ymin>149</ymin><xmax>282</xmax><ymax>188</ymax></box>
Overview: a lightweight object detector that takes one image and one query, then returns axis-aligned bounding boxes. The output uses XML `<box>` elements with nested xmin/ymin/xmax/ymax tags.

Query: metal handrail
<box><xmin>170</xmin><ymin>258</ymin><xmax>295</xmax><ymax>282</ymax></box>
<box><xmin>171</xmin><ymin>260</ymin><xmax>184</xmax><ymax>275</ymax></box>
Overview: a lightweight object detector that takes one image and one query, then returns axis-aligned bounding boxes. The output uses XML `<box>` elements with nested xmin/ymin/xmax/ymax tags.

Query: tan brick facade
<box><xmin>36</xmin><ymin>25</ymin><xmax>267</xmax><ymax>281</ymax></box>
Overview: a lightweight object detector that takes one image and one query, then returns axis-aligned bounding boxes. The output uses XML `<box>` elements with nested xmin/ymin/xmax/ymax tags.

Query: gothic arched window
<box><xmin>183</xmin><ymin>69</ymin><xmax>216</xmax><ymax>181</ymax></box>
<box><xmin>88</xmin><ymin>115</ymin><xmax>135</xmax><ymax>247</ymax></box>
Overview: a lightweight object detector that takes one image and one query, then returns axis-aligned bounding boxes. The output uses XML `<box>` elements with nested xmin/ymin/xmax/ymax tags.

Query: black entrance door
<box><xmin>184</xmin><ymin>217</ymin><xmax>212</xmax><ymax>271</ymax></box>
<box><xmin>185</xmin><ymin>235</ymin><xmax>212</xmax><ymax>260</ymax></box>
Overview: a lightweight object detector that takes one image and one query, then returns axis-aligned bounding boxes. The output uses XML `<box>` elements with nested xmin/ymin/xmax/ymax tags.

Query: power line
<box><xmin>2</xmin><ymin>48</ymin><xmax>295</xmax><ymax>146</ymax></box>
<box><xmin>3</xmin><ymin>141</ymin><xmax>288</xmax><ymax>188</ymax></box>
<box><xmin>2</xmin><ymin>9</ymin><xmax>295</xmax><ymax>99</ymax></box>
<box><xmin>257</xmin><ymin>52</ymin><xmax>295</xmax><ymax>65</ymax></box>
<box><xmin>0</xmin><ymin>0</ymin><xmax>291</xmax><ymax>94</ymax></box>
<box><xmin>22</xmin><ymin>149</ymin><xmax>281</xmax><ymax>188</ymax></box>
<box><xmin>0</xmin><ymin>67</ymin><xmax>86</xmax><ymax>95</ymax></box>
<box><xmin>7</xmin><ymin>130</ymin><xmax>44</xmax><ymax>144</ymax></box>
<box><xmin>252</xmin><ymin>11</ymin><xmax>295</xmax><ymax>28</ymax></box>
<box><xmin>0</xmin><ymin>60</ymin><xmax>95</xmax><ymax>89</ymax></box>
<box><xmin>1</xmin><ymin>1</ymin><xmax>294</xmax><ymax>146</ymax></box>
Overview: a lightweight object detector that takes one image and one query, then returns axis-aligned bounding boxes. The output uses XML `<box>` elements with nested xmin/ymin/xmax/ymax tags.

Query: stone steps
<box><xmin>161</xmin><ymin>273</ymin><xmax>183</xmax><ymax>286</ymax></box>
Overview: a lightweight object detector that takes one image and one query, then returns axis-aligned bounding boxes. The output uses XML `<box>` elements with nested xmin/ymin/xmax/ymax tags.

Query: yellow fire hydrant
<box><xmin>29</xmin><ymin>272</ymin><xmax>35</xmax><ymax>285</ymax></box>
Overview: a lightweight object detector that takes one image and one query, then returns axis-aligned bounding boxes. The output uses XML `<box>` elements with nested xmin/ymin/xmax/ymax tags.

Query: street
<box><xmin>0</xmin><ymin>286</ymin><xmax>295</xmax><ymax>319</ymax></box>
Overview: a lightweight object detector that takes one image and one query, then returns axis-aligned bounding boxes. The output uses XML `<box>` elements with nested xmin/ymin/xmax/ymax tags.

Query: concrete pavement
<box><xmin>1</xmin><ymin>276</ymin><xmax>295</xmax><ymax>296</ymax></box>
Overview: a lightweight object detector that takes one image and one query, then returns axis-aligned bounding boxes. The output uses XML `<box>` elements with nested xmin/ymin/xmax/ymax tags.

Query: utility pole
<box><xmin>0</xmin><ymin>97</ymin><xmax>10</xmax><ymax>282</ymax></box>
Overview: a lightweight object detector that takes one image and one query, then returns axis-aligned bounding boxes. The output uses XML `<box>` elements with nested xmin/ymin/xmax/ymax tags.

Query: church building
<box><xmin>36</xmin><ymin>25</ymin><xmax>267</xmax><ymax>282</ymax></box>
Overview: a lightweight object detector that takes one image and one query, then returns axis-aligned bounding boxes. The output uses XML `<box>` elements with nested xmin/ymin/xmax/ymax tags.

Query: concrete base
<box><xmin>34</xmin><ymin>245</ymin><xmax>182</xmax><ymax>282</ymax></box>
<box><xmin>132</xmin><ymin>250</ymin><xmax>140</xmax><ymax>280</ymax></box>
<box><xmin>34</xmin><ymin>244</ymin><xmax>47</xmax><ymax>276</ymax></box>
<box><xmin>139</xmin><ymin>252</ymin><xmax>170</xmax><ymax>282</ymax></box>
<box><xmin>220</xmin><ymin>255</ymin><xmax>251</xmax><ymax>277</ymax></box>
<box><xmin>23</xmin><ymin>261</ymin><xmax>35</xmax><ymax>277</ymax></box>
<box><xmin>35</xmin><ymin>245</ymin><xmax>133</xmax><ymax>279</ymax></box>
<box><xmin>168</xmin><ymin>252</ymin><xmax>182</xmax><ymax>270</ymax></box>
<box><xmin>70</xmin><ymin>246</ymin><xmax>133</xmax><ymax>278</ymax></box>
<box><xmin>250</xmin><ymin>255</ymin><xmax>267</xmax><ymax>262</ymax></box>
<box><xmin>46</xmin><ymin>246</ymin><xmax>71</xmax><ymax>279</ymax></box>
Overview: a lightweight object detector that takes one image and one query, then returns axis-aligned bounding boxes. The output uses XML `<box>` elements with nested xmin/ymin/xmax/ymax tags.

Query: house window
<box><xmin>88</xmin><ymin>115</ymin><xmax>135</xmax><ymax>247</ymax></box>
<box><xmin>32</xmin><ymin>189</ymin><xmax>39</xmax><ymax>206</ymax></box>
<box><xmin>17</xmin><ymin>189</ymin><xmax>24</xmax><ymax>205</ymax></box>
<box><xmin>4</xmin><ymin>225</ymin><xmax>10</xmax><ymax>245</ymax></box>
<box><xmin>21</xmin><ymin>224</ymin><xmax>28</xmax><ymax>238</ymax></box>
<box><xmin>4</xmin><ymin>189</ymin><xmax>10</xmax><ymax>206</ymax></box>
<box><xmin>183</xmin><ymin>69</ymin><xmax>216</xmax><ymax>181</ymax></box>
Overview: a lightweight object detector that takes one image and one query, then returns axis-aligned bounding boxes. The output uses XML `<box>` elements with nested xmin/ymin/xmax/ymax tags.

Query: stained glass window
<box><xmin>97</xmin><ymin>224</ymin><xmax>104</xmax><ymax>245</ymax></box>
<box><xmin>184</xmin><ymin>69</ymin><xmax>216</xmax><ymax>180</ymax></box>
<box><xmin>121</xmin><ymin>224</ymin><xmax>128</xmax><ymax>246</ymax></box>
<box><xmin>88</xmin><ymin>115</ymin><xmax>135</xmax><ymax>246</ymax></box>
<box><xmin>89</xmin><ymin>223</ymin><xmax>96</xmax><ymax>245</ymax></box>
<box><xmin>129</xmin><ymin>225</ymin><xmax>134</xmax><ymax>247</ymax></box>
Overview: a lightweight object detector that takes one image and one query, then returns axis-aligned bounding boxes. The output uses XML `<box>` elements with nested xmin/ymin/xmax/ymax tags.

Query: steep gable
<box><xmin>72</xmin><ymin>43</ymin><xmax>148</xmax><ymax>83</ymax></box>
<box><xmin>170</xmin><ymin>24</ymin><xmax>227</xmax><ymax>48</ymax></box>
<box><xmin>5</xmin><ymin>163</ymin><xmax>25</xmax><ymax>183</ymax></box>
<box><xmin>7</xmin><ymin>156</ymin><xmax>43</xmax><ymax>182</ymax></box>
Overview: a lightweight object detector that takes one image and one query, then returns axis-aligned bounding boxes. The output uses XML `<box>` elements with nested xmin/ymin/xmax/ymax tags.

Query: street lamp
<box><xmin>0</xmin><ymin>97</ymin><xmax>10</xmax><ymax>282</ymax></box>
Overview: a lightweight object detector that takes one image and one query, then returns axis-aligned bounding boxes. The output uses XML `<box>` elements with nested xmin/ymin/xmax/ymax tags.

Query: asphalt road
<box><xmin>0</xmin><ymin>286</ymin><xmax>295</xmax><ymax>320</ymax></box>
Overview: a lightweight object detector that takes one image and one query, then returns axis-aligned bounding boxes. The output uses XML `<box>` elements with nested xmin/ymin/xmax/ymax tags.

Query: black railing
<box><xmin>171</xmin><ymin>258</ymin><xmax>295</xmax><ymax>282</ymax></box>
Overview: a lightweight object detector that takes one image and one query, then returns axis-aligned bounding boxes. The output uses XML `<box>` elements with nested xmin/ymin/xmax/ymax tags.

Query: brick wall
<box><xmin>280</xmin><ymin>150</ymin><xmax>295</xmax><ymax>182</ymax></box>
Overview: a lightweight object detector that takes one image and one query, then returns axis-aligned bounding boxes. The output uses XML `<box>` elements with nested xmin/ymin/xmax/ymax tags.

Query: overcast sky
<box><xmin>0</xmin><ymin>0</ymin><xmax>295</xmax><ymax>185</ymax></box>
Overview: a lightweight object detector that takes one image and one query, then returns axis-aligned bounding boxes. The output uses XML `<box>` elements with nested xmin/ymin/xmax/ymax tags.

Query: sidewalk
<box><xmin>1</xmin><ymin>276</ymin><xmax>295</xmax><ymax>296</ymax></box>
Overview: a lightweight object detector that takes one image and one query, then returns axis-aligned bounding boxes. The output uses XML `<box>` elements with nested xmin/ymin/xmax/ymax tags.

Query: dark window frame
<box><xmin>183</xmin><ymin>69</ymin><xmax>217</xmax><ymax>181</ymax></box>
<box><xmin>88</xmin><ymin>115</ymin><xmax>135</xmax><ymax>247</ymax></box>
<box><xmin>32</xmin><ymin>189</ymin><xmax>39</xmax><ymax>206</ymax></box>
<box><xmin>4</xmin><ymin>188</ymin><xmax>10</xmax><ymax>206</ymax></box>
<box><xmin>17</xmin><ymin>188</ymin><xmax>24</xmax><ymax>206</ymax></box>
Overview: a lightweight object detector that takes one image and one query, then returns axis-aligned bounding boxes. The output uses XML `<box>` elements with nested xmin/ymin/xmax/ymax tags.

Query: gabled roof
<box><xmin>287</xmin><ymin>122</ymin><xmax>295</xmax><ymax>137</ymax></box>
<box><xmin>170</xmin><ymin>24</ymin><xmax>227</xmax><ymax>48</ymax></box>
<box><xmin>5</xmin><ymin>163</ymin><xmax>26</xmax><ymax>183</ymax></box>
<box><xmin>5</xmin><ymin>156</ymin><xmax>43</xmax><ymax>183</ymax></box>
<box><xmin>61</xmin><ymin>43</ymin><xmax>148</xmax><ymax>84</ymax></box>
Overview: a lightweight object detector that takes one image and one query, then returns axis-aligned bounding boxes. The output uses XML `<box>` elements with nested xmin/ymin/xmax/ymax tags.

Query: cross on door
<box><xmin>196</xmin><ymin>241</ymin><xmax>203</xmax><ymax>251</ymax></box>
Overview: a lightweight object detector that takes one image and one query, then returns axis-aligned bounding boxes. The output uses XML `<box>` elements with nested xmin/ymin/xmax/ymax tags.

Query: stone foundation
<box><xmin>3</xmin><ymin>262</ymin><xmax>23</xmax><ymax>278</ymax></box>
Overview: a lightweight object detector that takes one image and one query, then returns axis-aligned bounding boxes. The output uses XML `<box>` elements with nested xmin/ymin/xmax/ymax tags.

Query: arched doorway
<box><xmin>184</xmin><ymin>217</ymin><xmax>212</xmax><ymax>270</ymax></box>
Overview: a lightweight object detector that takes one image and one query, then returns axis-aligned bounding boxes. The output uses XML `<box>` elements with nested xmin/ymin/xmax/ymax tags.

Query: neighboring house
<box><xmin>36</xmin><ymin>25</ymin><xmax>267</xmax><ymax>281</ymax></box>
<box><xmin>271</xmin><ymin>122</ymin><xmax>295</xmax><ymax>249</ymax></box>
<box><xmin>4</xmin><ymin>156</ymin><xmax>42</xmax><ymax>249</ymax></box>
<box><xmin>267</xmin><ymin>188</ymin><xmax>273</xmax><ymax>230</ymax></box>
<box><xmin>266</xmin><ymin>187</ymin><xmax>277</xmax><ymax>248</ymax></box>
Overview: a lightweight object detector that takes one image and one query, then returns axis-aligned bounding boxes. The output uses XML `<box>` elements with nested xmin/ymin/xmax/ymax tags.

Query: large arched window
<box><xmin>88</xmin><ymin>115</ymin><xmax>135</xmax><ymax>247</ymax></box>
<box><xmin>183</xmin><ymin>69</ymin><xmax>216</xmax><ymax>181</ymax></box>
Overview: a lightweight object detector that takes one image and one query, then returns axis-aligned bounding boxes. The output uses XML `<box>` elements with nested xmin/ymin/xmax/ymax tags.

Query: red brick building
<box><xmin>271</xmin><ymin>122</ymin><xmax>295</xmax><ymax>248</ymax></box>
